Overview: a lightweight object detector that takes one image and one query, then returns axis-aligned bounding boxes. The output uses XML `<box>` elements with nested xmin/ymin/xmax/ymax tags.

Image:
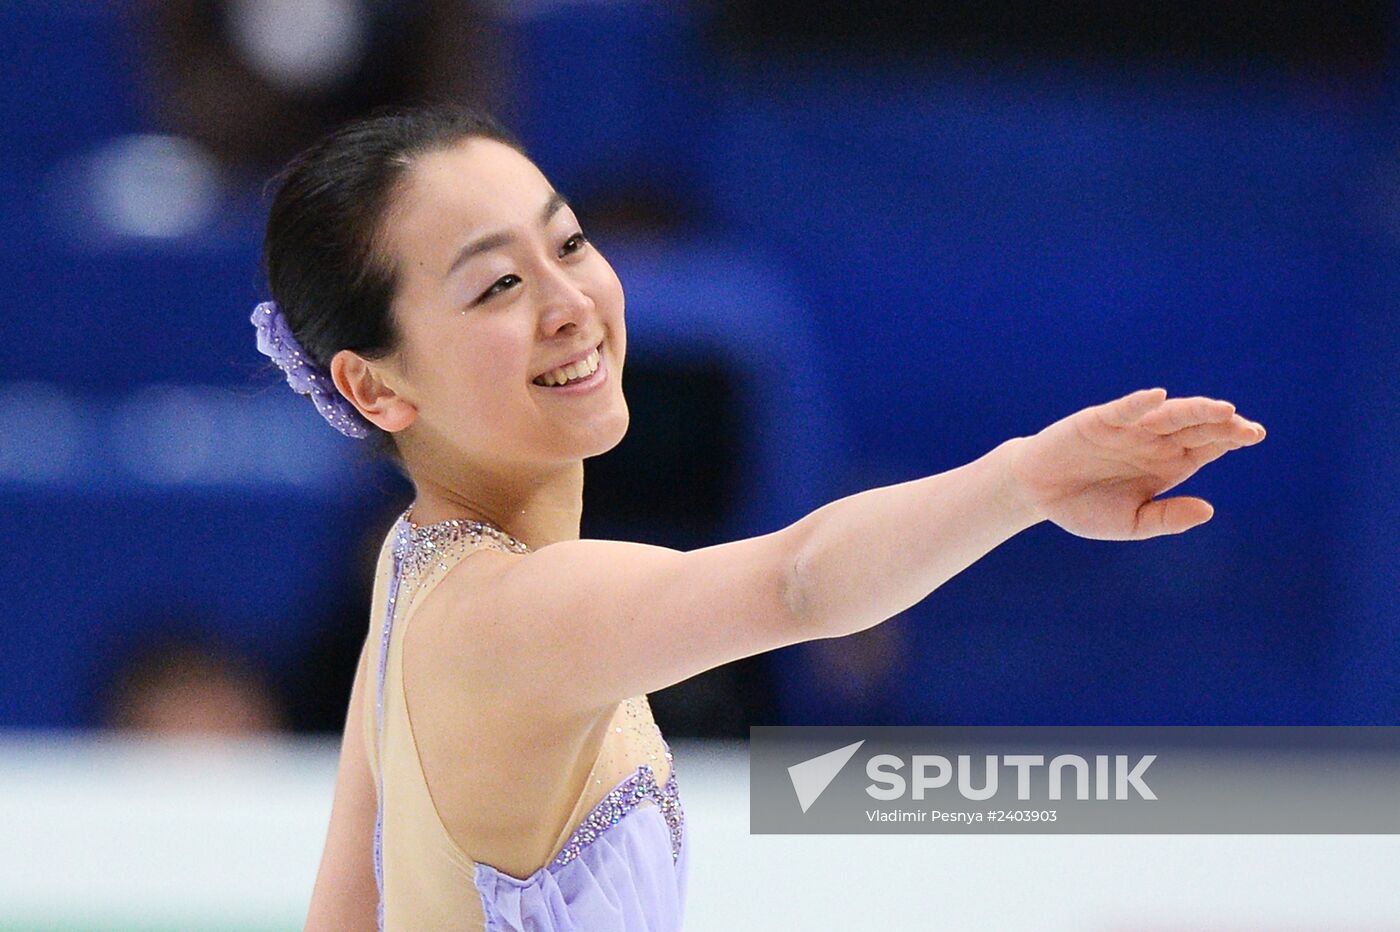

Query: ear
<box><xmin>330</xmin><ymin>349</ymin><xmax>417</xmax><ymax>434</ymax></box>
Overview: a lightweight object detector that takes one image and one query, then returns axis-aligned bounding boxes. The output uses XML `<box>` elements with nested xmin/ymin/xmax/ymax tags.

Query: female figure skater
<box><xmin>253</xmin><ymin>105</ymin><xmax>1265</xmax><ymax>930</ymax></box>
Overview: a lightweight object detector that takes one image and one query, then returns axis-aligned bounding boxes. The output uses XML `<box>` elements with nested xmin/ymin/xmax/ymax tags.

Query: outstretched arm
<box><xmin>436</xmin><ymin>388</ymin><xmax>1265</xmax><ymax>718</ymax></box>
<box><xmin>787</xmin><ymin>388</ymin><xmax>1266</xmax><ymax>637</ymax></box>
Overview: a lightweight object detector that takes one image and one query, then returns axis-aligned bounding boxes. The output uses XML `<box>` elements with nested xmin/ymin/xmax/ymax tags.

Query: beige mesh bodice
<box><xmin>360</xmin><ymin>510</ymin><xmax>681</xmax><ymax>930</ymax></box>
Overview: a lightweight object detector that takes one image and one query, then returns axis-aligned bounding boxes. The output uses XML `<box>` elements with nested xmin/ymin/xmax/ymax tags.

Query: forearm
<box><xmin>782</xmin><ymin>437</ymin><xmax>1043</xmax><ymax>637</ymax></box>
<box><xmin>305</xmin><ymin>639</ymin><xmax>379</xmax><ymax>931</ymax></box>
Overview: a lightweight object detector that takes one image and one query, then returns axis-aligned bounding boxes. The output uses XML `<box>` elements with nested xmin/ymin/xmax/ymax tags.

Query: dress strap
<box><xmin>372</xmin><ymin>514</ymin><xmax>413</xmax><ymax>932</ymax></box>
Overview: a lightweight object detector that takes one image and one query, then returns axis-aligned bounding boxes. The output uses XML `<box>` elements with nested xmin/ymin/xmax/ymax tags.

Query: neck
<box><xmin>403</xmin><ymin>456</ymin><xmax>583</xmax><ymax>552</ymax></box>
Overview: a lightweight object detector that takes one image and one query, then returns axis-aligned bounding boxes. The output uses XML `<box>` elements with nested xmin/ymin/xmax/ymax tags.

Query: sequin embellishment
<box><xmin>399</xmin><ymin>513</ymin><xmax>530</xmax><ymax>578</ymax></box>
<box><xmin>551</xmin><ymin>745</ymin><xmax>685</xmax><ymax>869</ymax></box>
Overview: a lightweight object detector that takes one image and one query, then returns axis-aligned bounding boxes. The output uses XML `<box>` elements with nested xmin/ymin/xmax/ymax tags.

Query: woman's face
<box><xmin>379</xmin><ymin>137</ymin><xmax>628</xmax><ymax>469</ymax></box>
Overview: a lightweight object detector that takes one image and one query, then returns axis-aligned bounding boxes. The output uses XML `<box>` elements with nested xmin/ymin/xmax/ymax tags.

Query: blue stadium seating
<box><xmin>693</xmin><ymin>62</ymin><xmax>1374</xmax><ymax>723</ymax></box>
<box><xmin>0</xmin><ymin>4</ymin><xmax>1394</xmax><ymax>728</ymax></box>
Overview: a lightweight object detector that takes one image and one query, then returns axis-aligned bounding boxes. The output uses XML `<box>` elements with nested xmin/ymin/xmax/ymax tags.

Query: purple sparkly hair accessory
<box><xmin>250</xmin><ymin>300</ymin><xmax>372</xmax><ymax>439</ymax></box>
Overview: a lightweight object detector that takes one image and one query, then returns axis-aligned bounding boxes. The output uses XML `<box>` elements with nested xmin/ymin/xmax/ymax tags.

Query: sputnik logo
<box><xmin>788</xmin><ymin>740</ymin><xmax>865</xmax><ymax>813</ymax></box>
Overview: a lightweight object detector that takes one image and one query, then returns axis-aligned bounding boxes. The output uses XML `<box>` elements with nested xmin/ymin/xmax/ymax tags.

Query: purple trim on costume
<box><xmin>373</xmin><ymin>515</ymin><xmax>413</xmax><ymax>931</ymax></box>
<box><xmin>549</xmin><ymin>755</ymin><xmax>685</xmax><ymax>872</ymax></box>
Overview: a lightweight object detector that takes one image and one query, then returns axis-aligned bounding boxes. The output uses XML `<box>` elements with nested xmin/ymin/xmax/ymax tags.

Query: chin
<box><xmin>536</xmin><ymin>401</ymin><xmax>629</xmax><ymax>464</ymax></box>
<box><xmin>583</xmin><ymin>404</ymin><xmax>630</xmax><ymax>458</ymax></box>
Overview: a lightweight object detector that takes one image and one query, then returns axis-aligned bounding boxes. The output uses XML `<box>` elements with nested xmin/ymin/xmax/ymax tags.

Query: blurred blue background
<box><xmin>1</xmin><ymin>0</ymin><xmax>1396</xmax><ymax>737</ymax></box>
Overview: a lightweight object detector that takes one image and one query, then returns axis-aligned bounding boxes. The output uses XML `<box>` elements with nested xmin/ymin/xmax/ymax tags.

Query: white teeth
<box><xmin>534</xmin><ymin>346</ymin><xmax>600</xmax><ymax>386</ymax></box>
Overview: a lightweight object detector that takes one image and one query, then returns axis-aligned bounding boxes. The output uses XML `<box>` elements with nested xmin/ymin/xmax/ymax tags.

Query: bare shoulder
<box><xmin>400</xmin><ymin>530</ymin><xmax>809</xmax><ymax>720</ymax></box>
<box><xmin>400</xmin><ymin>547</ymin><xmax>556</xmax><ymax>725</ymax></box>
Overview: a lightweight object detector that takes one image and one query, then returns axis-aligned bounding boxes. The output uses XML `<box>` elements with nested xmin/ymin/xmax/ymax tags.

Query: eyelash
<box><xmin>474</xmin><ymin>232</ymin><xmax>589</xmax><ymax>305</ymax></box>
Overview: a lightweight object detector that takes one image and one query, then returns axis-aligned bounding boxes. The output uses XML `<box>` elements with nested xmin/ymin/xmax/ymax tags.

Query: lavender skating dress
<box><xmin>363</xmin><ymin>509</ymin><xmax>688</xmax><ymax>930</ymax></box>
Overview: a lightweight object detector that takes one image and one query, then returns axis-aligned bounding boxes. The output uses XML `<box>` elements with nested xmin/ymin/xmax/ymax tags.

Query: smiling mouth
<box><xmin>532</xmin><ymin>341</ymin><xmax>604</xmax><ymax>387</ymax></box>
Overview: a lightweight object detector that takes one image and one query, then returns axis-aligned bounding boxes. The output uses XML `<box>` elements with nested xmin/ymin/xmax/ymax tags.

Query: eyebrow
<box><xmin>445</xmin><ymin>191</ymin><xmax>572</xmax><ymax>278</ymax></box>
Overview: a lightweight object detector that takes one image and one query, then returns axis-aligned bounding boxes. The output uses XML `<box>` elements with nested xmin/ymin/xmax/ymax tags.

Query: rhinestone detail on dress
<box><xmin>551</xmin><ymin>744</ymin><xmax>685</xmax><ymax>869</ymax></box>
<box><xmin>395</xmin><ymin>509</ymin><xmax>530</xmax><ymax>580</ymax></box>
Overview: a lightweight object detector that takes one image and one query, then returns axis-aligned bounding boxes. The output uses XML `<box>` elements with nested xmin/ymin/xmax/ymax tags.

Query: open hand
<box><xmin>1001</xmin><ymin>388</ymin><xmax>1266</xmax><ymax>540</ymax></box>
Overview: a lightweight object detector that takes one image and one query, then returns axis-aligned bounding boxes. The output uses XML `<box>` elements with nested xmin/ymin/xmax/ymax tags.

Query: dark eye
<box><xmin>560</xmin><ymin>232</ymin><xmax>588</xmax><ymax>256</ymax></box>
<box><xmin>477</xmin><ymin>274</ymin><xmax>520</xmax><ymax>304</ymax></box>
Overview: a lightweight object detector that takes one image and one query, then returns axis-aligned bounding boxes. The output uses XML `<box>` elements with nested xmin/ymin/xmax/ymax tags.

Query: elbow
<box><xmin>779</xmin><ymin>533</ymin><xmax>828</xmax><ymax>636</ymax></box>
<box><xmin>781</xmin><ymin>545</ymin><xmax>808</xmax><ymax>626</ymax></box>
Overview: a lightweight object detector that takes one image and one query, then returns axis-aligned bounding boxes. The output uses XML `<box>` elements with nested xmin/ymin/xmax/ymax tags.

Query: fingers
<box><xmin>1101</xmin><ymin>387</ymin><xmax>1168</xmax><ymax>427</ymax></box>
<box><xmin>1184</xmin><ymin>442</ymin><xmax>1232</xmax><ymax>469</ymax></box>
<box><xmin>1099</xmin><ymin>389</ymin><xmax>1267</xmax><ymax>443</ymax></box>
<box><xmin>1169</xmin><ymin>415</ymin><xmax>1266</xmax><ymax>449</ymax></box>
<box><xmin>1134</xmin><ymin>396</ymin><xmax>1239</xmax><ymax>434</ymax></box>
<box><xmin>1134</xmin><ymin>496</ymin><xmax>1215</xmax><ymax>538</ymax></box>
<box><xmin>1184</xmin><ymin>433</ymin><xmax>1266</xmax><ymax>468</ymax></box>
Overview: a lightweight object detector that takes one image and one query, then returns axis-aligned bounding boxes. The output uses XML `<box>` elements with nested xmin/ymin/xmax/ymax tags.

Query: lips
<box><xmin>531</xmin><ymin>343</ymin><xmax>608</xmax><ymax>394</ymax></box>
<box><xmin>529</xmin><ymin>340</ymin><xmax>602</xmax><ymax>386</ymax></box>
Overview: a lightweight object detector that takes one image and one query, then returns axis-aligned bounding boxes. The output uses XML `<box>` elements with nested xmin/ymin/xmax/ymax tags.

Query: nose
<box><xmin>536</xmin><ymin>262</ymin><xmax>595</xmax><ymax>338</ymax></box>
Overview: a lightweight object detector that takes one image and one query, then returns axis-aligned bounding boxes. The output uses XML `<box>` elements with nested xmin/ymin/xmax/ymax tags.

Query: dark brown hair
<box><xmin>261</xmin><ymin>103</ymin><xmax>523</xmax><ymax>465</ymax></box>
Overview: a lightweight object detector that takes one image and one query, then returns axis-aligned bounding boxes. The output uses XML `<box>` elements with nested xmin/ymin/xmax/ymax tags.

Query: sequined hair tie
<box><xmin>250</xmin><ymin>300</ymin><xmax>373</xmax><ymax>439</ymax></box>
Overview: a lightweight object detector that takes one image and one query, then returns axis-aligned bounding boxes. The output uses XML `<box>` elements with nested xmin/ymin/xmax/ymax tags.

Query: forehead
<box><xmin>386</xmin><ymin>137</ymin><xmax>555</xmax><ymax>261</ymax></box>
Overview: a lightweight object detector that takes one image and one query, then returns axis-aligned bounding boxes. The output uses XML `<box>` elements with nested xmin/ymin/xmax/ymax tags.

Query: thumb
<box><xmin>1134</xmin><ymin>496</ymin><xmax>1214</xmax><ymax>538</ymax></box>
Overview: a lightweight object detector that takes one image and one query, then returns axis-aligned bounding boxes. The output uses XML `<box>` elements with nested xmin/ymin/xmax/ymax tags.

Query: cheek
<box><xmin>592</xmin><ymin>260</ymin><xmax>626</xmax><ymax>324</ymax></box>
<box><xmin>463</xmin><ymin>329</ymin><xmax>526</xmax><ymax>392</ymax></box>
<box><xmin>408</xmin><ymin>321</ymin><xmax>519</xmax><ymax>414</ymax></box>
